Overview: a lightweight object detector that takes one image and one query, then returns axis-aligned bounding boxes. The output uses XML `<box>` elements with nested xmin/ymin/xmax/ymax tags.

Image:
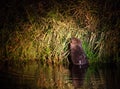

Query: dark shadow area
<box><xmin>87</xmin><ymin>63</ymin><xmax>120</xmax><ymax>89</ymax></box>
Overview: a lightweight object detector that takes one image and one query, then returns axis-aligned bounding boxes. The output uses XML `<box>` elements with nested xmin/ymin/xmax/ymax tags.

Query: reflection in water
<box><xmin>69</xmin><ymin>64</ymin><xmax>88</xmax><ymax>89</ymax></box>
<box><xmin>87</xmin><ymin>63</ymin><xmax>120</xmax><ymax>89</ymax></box>
<box><xmin>0</xmin><ymin>62</ymin><xmax>72</xmax><ymax>89</ymax></box>
<box><xmin>0</xmin><ymin>61</ymin><xmax>120</xmax><ymax>89</ymax></box>
<box><xmin>101</xmin><ymin>64</ymin><xmax>120</xmax><ymax>89</ymax></box>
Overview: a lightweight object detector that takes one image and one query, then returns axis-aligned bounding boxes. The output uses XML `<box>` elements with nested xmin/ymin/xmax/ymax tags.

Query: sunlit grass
<box><xmin>0</xmin><ymin>0</ymin><xmax>119</xmax><ymax>64</ymax></box>
<box><xmin>2</xmin><ymin>13</ymin><xmax>88</xmax><ymax>64</ymax></box>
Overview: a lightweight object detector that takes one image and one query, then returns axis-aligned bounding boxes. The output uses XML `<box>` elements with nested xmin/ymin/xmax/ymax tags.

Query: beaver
<box><xmin>68</xmin><ymin>37</ymin><xmax>88</xmax><ymax>65</ymax></box>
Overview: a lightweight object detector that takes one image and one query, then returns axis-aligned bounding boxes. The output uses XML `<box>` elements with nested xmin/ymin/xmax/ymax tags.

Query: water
<box><xmin>0</xmin><ymin>62</ymin><xmax>120</xmax><ymax>89</ymax></box>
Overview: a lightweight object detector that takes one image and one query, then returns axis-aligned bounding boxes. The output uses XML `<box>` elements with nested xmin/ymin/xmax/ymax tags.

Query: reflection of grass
<box><xmin>84</xmin><ymin>63</ymin><xmax>105</xmax><ymax>89</ymax></box>
<box><xmin>85</xmin><ymin>63</ymin><xmax>120</xmax><ymax>89</ymax></box>
<box><xmin>37</xmin><ymin>64</ymin><xmax>74</xmax><ymax>89</ymax></box>
<box><xmin>0</xmin><ymin>61</ymin><xmax>74</xmax><ymax>89</ymax></box>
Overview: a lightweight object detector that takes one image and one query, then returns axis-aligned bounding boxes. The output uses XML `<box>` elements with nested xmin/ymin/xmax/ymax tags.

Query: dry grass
<box><xmin>0</xmin><ymin>0</ymin><xmax>119</xmax><ymax>64</ymax></box>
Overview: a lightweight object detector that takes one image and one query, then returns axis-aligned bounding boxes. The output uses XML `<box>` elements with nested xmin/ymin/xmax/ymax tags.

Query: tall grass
<box><xmin>0</xmin><ymin>0</ymin><xmax>119</xmax><ymax>64</ymax></box>
<box><xmin>2</xmin><ymin>11</ymin><xmax>87</xmax><ymax>64</ymax></box>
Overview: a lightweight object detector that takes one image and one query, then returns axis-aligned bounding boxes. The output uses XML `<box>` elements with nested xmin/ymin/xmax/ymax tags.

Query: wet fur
<box><xmin>68</xmin><ymin>37</ymin><xmax>88</xmax><ymax>65</ymax></box>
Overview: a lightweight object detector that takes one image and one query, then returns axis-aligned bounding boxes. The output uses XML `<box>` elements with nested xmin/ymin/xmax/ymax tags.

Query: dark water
<box><xmin>0</xmin><ymin>62</ymin><xmax>120</xmax><ymax>89</ymax></box>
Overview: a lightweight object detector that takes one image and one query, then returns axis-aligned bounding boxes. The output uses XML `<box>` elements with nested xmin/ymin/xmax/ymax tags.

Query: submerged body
<box><xmin>68</xmin><ymin>37</ymin><xmax>88</xmax><ymax>65</ymax></box>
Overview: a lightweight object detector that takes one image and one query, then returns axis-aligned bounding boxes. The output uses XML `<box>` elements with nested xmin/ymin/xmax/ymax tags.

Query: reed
<box><xmin>0</xmin><ymin>0</ymin><xmax>119</xmax><ymax>64</ymax></box>
<box><xmin>2</xmin><ymin>11</ymin><xmax>87</xmax><ymax>64</ymax></box>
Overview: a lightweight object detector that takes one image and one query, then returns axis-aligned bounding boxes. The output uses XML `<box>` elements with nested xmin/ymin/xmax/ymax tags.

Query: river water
<box><xmin>0</xmin><ymin>62</ymin><xmax>120</xmax><ymax>89</ymax></box>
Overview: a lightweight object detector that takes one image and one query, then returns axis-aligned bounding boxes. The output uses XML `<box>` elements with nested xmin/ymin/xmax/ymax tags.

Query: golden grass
<box><xmin>0</xmin><ymin>0</ymin><xmax>119</xmax><ymax>63</ymax></box>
